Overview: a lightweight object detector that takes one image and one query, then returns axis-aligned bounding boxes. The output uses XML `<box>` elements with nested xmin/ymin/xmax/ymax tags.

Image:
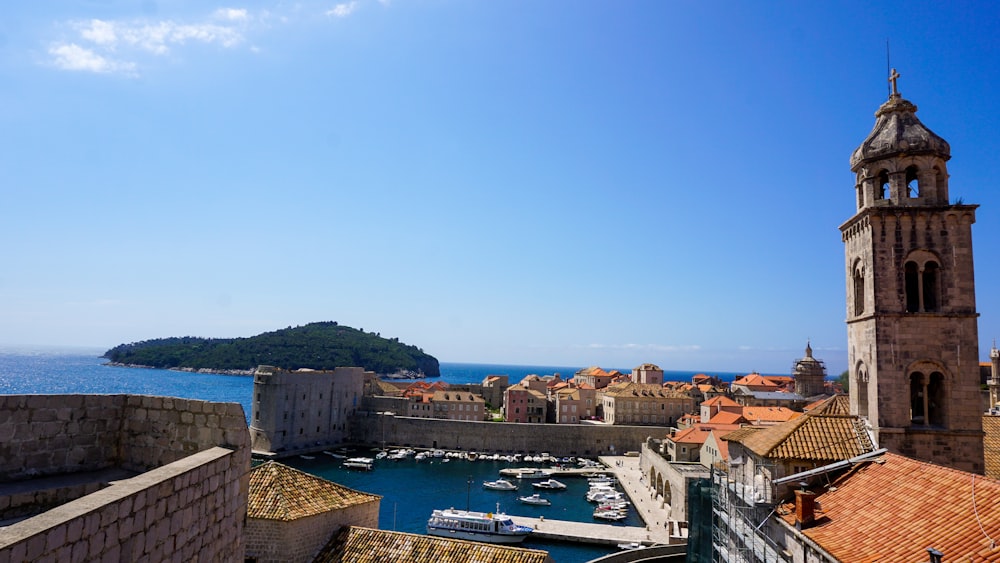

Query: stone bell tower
<box><xmin>841</xmin><ymin>70</ymin><xmax>983</xmax><ymax>473</ymax></box>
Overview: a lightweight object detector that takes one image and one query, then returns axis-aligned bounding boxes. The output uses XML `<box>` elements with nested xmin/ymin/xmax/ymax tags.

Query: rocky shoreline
<box><xmin>104</xmin><ymin>362</ymin><xmax>254</xmax><ymax>376</ymax></box>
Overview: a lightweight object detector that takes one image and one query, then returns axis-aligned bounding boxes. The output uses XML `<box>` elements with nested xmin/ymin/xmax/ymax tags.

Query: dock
<box><xmin>508</xmin><ymin>515</ymin><xmax>656</xmax><ymax>546</ymax></box>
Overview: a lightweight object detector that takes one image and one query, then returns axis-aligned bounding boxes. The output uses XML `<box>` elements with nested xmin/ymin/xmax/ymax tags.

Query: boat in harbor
<box><xmin>517</xmin><ymin>494</ymin><xmax>551</xmax><ymax>506</ymax></box>
<box><xmin>343</xmin><ymin>457</ymin><xmax>374</xmax><ymax>470</ymax></box>
<box><xmin>426</xmin><ymin>507</ymin><xmax>533</xmax><ymax>544</ymax></box>
<box><xmin>483</xmin><ymin>479</ymin><xmax>518</xmax><ymax>491</ymax></box>
<box><xmin>514</xmin><ymin>468</ymin><xmax>551</xmax><ymax>479</ymax></box>
<box><xmin>532</xmin><ymin>479</ymin><xmax>567</xmax><ymax>490</ymax></box>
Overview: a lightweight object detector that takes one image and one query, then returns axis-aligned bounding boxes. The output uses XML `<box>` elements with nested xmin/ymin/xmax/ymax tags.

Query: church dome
<box><xmin>850</xmin><ymin>94</ymin><xmax>950</xmax><ymax>171</ymax></box>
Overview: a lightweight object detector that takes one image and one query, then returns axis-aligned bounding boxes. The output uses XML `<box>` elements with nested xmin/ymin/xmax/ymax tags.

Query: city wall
<box><xmin>350</xmin><ymin>413</ymin><xmax>668</xmax><ymax>457</ymax></box>
<box><xmin>0</xmin><ymin>394</ymin><xmax>251</xmax><ymax>562</ymax></box>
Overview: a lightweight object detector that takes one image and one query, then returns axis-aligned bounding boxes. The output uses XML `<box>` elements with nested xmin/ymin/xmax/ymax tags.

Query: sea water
<box><xmin>0</xmin><ymin>352</ymin><xmax>737</xmax><ymax>561</ymax></box>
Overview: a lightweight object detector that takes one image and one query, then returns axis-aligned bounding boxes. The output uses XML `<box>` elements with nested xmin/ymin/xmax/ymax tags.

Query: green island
<box><xmin>103</xmin><ymin>321</ymin><xmax>440</xmax><ymax>377</ymax></box>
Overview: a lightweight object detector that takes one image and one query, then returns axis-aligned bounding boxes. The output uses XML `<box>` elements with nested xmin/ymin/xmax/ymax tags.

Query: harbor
<box><xmin>288</xmin><ymin>450</ymin><xmax>678</xmax><ymax>562</ymax></box>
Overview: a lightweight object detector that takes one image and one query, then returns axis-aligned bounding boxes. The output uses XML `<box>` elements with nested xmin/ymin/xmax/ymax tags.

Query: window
<box><xmin>905</xmin><ymin>165</ymin><xmax>919</xmax><ymax>197</ymax></box>
<box><xmin>853</xmin><ymin>260</ymin><xmax>865</xmax><ymax>316</ymax></box>
<box><xmin>904</xmin><ymin>253</ymin><xmax>941</xmax><ymax>313</ymax></box>
<box><xmin>910</xmin><ymin>369</ymin><xmax>946</xmax><ymax>426</ymax></box>
<box><xmin>877</xmin><ymin>169</ymin><xmax>889</xmax><ymax>200</ymax></box>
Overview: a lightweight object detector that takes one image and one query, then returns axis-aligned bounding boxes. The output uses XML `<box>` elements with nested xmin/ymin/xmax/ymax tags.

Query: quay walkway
<box><xmin>508</xmin><ymin>515</ymin><xmax>656</xmax><ymax>546</ymax></box>
<box><xmin>507</xmin><ymin>456</ymin><xmax>681</xmax><ymax>547</ymax></box>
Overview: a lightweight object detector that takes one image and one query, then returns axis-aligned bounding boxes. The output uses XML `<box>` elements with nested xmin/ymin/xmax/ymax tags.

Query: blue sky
<box><xmin>2</xmin><ymin>1</ymin><xmax>998</xmax><ymax>375</ymax></box>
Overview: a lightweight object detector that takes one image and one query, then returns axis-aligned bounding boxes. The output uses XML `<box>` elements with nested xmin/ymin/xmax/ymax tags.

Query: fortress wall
<box><xmin>350</xmin><ymin>413</ymin><xmax>667</xmax><ymax>457</ymax></box>
<box><xmin>0</xmin><ymin>395</ymin><xmax>251</xmax><ymax>481</ymax></box>
<box><xmin>0</xmin><ymin>395</ymin><xmax>126</xmax><ymax>481</ymax></box>
<box><xmin>0</xmin><ymin>447</ymin><xmax>246</xmax><ymax>562</ymax></box>
<box><xmin>0</xmin><ymin>394</ymin><xmax>251</xmax><ymax>562</ymax></box>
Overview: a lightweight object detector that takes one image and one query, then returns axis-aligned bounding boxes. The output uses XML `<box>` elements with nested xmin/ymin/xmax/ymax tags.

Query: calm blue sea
<box><xmin>0</xmin><ymin>352</ymin><xmax>736</xmax><ymax>562</ymax></box>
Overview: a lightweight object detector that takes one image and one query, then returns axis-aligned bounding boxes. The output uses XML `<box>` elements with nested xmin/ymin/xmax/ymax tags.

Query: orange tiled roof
<box><xmin>577</xmin><ymin>366</ymin><xmax>609</xmax><ymax>377</ymax></box>
<box><xmin>741</xmin><ymin>406</ymin><xmax>800</xmax><ymax>423</ymax></box>
<box><xmin>719</xmin><ymin>425</ymin><xmax>762</xmax><ymax>442</ymax></box>
<box><xmin>314</xmin><ymin>526</ymin><xmax>553</xmax><ymax>563</ymax></box>
<box><xmin>702</xmin><ymin>395</ymin><xmax>741</xmax><ymax>407</ymax></box>
<box><xmin>733</xmin><ymin>373</ymin><xmax>778</xmax><ymax>388</ymax></box>
<box><xmin>735</xmin><ymin>413</ymin><xmax>874</xmax><ymax>461</ymax></box>
<box><xmin>248</xmin><ymin>462</ymin><xmax>380</xmax><ymax>522</ymax></box>
<box><xmin>783</xmin><ymin>452</ymin><xmax>1000</xmax><ymax>562</ymax></box>
<box><xmin>708</xmin><ymin>411</ymin><xmax>745</xmax><ymax>425</ymax></box>
<box><xmin>673</xmin><ymin>424</ymin><xmax>742</xmax><ymax>446</ymax></box>
<box><xmin>804</xmin><ymin>394</ymin><xmax>849</xmax><ymax>415</ymax></box>
<box><xmin>985</xmin><ymin>415</ymin><xmax>1000</xmax><ymax>479</ymax></box>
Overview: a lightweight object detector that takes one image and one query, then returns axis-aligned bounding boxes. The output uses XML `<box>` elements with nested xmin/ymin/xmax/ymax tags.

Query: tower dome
<box><xmin>850</xmin><ymin>94</ymin><xmax>950</xmax><ymax>170</ymax></box>
<box><xmin>848</xmin><ymin>70</ymin><xmax>951</xmax><ymax>209</ymax></box>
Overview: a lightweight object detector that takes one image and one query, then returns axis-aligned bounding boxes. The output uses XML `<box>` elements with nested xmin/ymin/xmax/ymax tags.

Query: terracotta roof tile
<box><xmin>741</xmin><ymin>406</ymin><xmax>800</xmax><ymax>423</ymax></box>
<box><xmin>248</xmin><ymin>461</ymin><xmax>380</xmax><ymax>521</ymax></box>
<box><xmin>702</xmin><ymin>396</ymin><xmax>741</xmax><ymax>407</ymax></box>
<box><xmin>804</xmin><ymin>394</ymin><xmax>849</xmax><ymax>415</ymax></box>
<box><xmin>707</xmin><ymin>411</ymin><xmax>745</xmax><ymax>425</ymax></box>
<box><xmin>985</xmin><ymin>415</ymin><xmax>1000</xmax><ymax>479</ymax></box>
<box><xmin>719</xmin><ymin>426</ymin><xmax>762</xmax><ymax>442</ymax></box>
<box><xmin>314</xmin><ymin>526</ymin><xmax>553</xmax><ymax>563</ymax></box>
<box><xmin>734</xmin><ymin>413</ymin><xmax>874</xmax><ymax>461</ymax></box>
<box><xmin>784</xmin><ymin>453</ymin><xmax>1000</xmax><ymax>562</ymax></box>
<box><xmin>733</xmin><ymin>373</ymin><xmax>778</xmax><ymax>388</ymax></box>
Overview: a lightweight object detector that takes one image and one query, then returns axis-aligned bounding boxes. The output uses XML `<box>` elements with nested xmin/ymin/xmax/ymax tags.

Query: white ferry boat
<box><xmin>426</xmin><ymin>507</ymin><xmax>533</xmax><ymax>544</ymax></box>
<box><xmin>342</xmin><ymin>457</ymin><xmax>374</xmax><ymax>470</ymax></box>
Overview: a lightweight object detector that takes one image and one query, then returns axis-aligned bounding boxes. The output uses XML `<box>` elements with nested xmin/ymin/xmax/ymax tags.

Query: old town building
<box><xmin>600</xmin><ymin>382</ymin><xmax>694</xmax><ymax>426</ymax></box>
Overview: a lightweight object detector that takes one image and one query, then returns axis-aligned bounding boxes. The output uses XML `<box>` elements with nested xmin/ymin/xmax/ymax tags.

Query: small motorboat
<box><xmin>299</xmin><ymin>454</ymin><xmax>315</xmax><ymax>460</ymax></box>
<box><xmin>483</xmin><ymin>479</ymin><xmax>518</xmax><ymax>491</ymax></box>
<box><xmin>593</xmin><ymin>509</ymin><xmax>627</xmax><ymax>521</ymax></box>
<box><xmin>517</xmin><ymin>494</ymin><xmax>551</xmax><ymax>506</ymax></box>
<box><xmin>617</xmin><ymin>542</ymin><xmax>643</xmax><ymax>550</ymax></box>
<box><xmin>532</xmin><ymin>479</ymin><xmax>567</xmax><ymax>490</ymax></box>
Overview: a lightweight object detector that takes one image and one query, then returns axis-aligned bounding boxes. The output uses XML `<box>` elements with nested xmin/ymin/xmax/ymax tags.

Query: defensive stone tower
<box><xmin>841</xmin><ymin>70</ymin><xmax>983</xmax><ymax>473</ymax></box>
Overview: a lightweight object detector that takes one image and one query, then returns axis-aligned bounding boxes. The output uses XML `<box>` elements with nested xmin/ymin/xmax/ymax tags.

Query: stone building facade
<box><xmin>250</xmin><ymin>365</ymin><xmax>371</xmax><ymax>455</ymax></box>
<box><xmin>0</xmin><ymin>394</ymin><xmax>250</xmax><ymax>562</ymax></box>
<box><xmin>842</xmin><ymin>74</ymin><xmax>984</xmax><ymax>473</ymax></box>
<box><xmin>600</xmin><ymin>382</ymin><xmax>694</xmax><ymax>426</ymax></box>
<box><xmin>791</xmin><ymin>342</ymin><xmax>826</xmax><ymax>398</ymax></box>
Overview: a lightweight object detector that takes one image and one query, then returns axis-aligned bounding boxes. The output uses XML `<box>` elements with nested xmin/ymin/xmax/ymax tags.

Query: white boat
<box><xmin>515</xmin><ymin>468</ymin><xmax>551</xmax><ymax>479</ymax></box>
<box><xmin>432</xmin><ymin>449</ymin><xmax>445</xmax><ymax>458</ymax></box>
<box><xmin>593</xmin><ymin>509</ymin><xmax>627</xmax><ymax>521</ymax></box>
<box><xmin>483</xmin><ymin>479</ymin><xmax>518</xmax><ymax>491</ymax></box>
<box><xmin>618</xmin><ymin>542</ymin><xmax>643</xmax><ymax>550</ymax></box>
<box><xmin>426</xmin><ymin>507</ymin><xmax>533</xmax><ymax>544</ymax></box>
<box><xmin>343</xmin><ymin>457</ymin><xmax>374</xmax><ymax>470</ymax></box>
<box><xmin>517</xmin><ymin>494</ymin><xmax>551</xmax><ymax>506</ymax></box>
<box><xmin>299</xmin><ymin>454</ymin><xmax>315</xmax><ymax>460</ymax></box>
<box><xmin>532</xmin><ymin>479</ymin><xmax>567</xmax><ymax>490</ymax></box>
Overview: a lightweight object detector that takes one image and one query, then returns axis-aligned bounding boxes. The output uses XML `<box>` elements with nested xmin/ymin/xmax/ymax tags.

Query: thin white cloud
<box><xmin>48</xmin><ymin>43</ymin><xmax>137</xmax><ymax>75</ymax></box>
<box><xmin>327</xmin><ymin>1</ymin><xmax>359</xmax><ymax>18</ymax></box>
<box><xmin>215</xmin><ymin>8</ymin><xmax>249</xmax><ymax>21</ymax></box>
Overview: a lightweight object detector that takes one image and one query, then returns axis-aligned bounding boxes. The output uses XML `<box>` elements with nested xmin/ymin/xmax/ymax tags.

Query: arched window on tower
<box><xmin>856</xmin><ymin>363</ymin><xmax>869</xmax><ymax>418</ymax></box>
<box><xmin>905</xmin><ymin>262</ymin><xmax>920</xmax><ymax>312</ymax></box>
<box><xmin>853</xmin><ymin>261</ymin><xmax>865</xmax><ymax>316</ymax></box>
<box><xmin>923</xmin><ymin>262</ymin><xmax>939</xmax><ymax>311</ymax></box>
<box><xmin>877</xmin><ymin>170</ymin><xmax>890</xmax><ymax>200</ymax></box>
<box><xmin>905</xmin><ymin>165</ymin><xmax>919</xmax><ymax>197</ymax></box>
<box><xmin>909</xmin><ymin>369</ymin><xmax>946</xmax><ymax>427</ymax></box>
<box><xmin>904</xmin><ymin>254</ymin><xmax>941</xmax><ymax>313</ymax></box>
<box><xmin>910</xmin><ymin>372</ymin><xmax>926</xmax><ymax>424</ymax></box>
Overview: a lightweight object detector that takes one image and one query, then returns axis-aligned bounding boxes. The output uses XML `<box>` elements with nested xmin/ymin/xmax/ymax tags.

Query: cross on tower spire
<box><xmin>889</xmin><ymin>68</ymin><xmax>901</xmax><ymax>97</ymax></box>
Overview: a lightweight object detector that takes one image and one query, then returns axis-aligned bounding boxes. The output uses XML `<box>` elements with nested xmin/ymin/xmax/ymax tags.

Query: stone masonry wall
<box><xmin>349</xmin><ymin>413</ymin><xmax>666</xmax><ymax>457</ymax></box>
<box><xmin>0</xmin><ymin>447</ymin><xmax>245</xmax><ymax>562</ymax></box>
<box><xmin>245</xmin><ymin>502</ymin><xmax>379</xmax><ymax>563</ymax></box>
<box><xmin>0</xmin><ymin>394</ymin><xmax>251</xmax><ymax>563</ymax></box>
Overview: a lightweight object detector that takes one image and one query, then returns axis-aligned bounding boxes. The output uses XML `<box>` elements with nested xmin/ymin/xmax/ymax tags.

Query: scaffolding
<box><xmin>710</xmin><ymin>456</ymin><xmax>790</xmax><ymax>563</ymax></box>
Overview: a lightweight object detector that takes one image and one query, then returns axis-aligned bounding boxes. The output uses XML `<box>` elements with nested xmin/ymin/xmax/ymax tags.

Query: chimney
<box><xmin>926</xmin><ymin>548</ymin><xmax>943</xmax><ymax>563</ymax></box>
<box><xmin>794</xmin><ymin>490</ymin><xmax>816</xmax><ymax>530</ymax></box>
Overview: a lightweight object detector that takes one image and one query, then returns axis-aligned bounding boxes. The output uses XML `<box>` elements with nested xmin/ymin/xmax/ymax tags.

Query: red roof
<box><xmin>783</xmin><ymin>453</ymin><xmax>1000</xmax><ymax>562</ymax></box>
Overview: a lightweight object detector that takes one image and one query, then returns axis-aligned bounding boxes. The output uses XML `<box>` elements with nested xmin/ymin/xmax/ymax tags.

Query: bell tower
<box><xmin>841</xmin><ymin>70</ymin><xmax>983</xmax><ymax>473</ymax></box>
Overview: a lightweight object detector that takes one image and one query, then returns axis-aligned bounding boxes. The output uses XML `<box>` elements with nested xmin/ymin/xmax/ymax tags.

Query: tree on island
<box><xmin>103</xmin><ymin>321</ymin><xmax>440</xmax><ymax>376</ymax></box>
